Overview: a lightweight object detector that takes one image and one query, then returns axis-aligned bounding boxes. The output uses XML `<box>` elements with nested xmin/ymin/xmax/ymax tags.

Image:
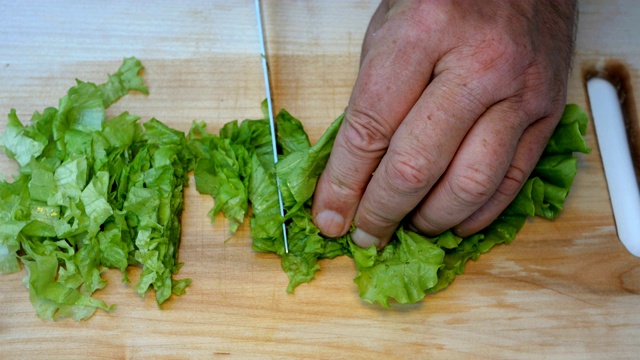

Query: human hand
<box><xmin>311</xmin><ymin>0</ymin><xmax>578</xmax><ymax>248</ymax></box>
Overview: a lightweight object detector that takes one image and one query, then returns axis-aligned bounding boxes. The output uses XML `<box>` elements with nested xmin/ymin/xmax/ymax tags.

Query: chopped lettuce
<box><xmin>188</xmin><ymin>117</ymin><xmax>272</xmax><ymax>233</ymax></box>
<box><xmin>191</xmin><ymin>103</ymin><xmax>590</xmax><ymax>307</ymax></box>
<box><xmin>1</xmin><ymin>58</ymin><xmax>591</xmax><ymax>318</ymax></box>
<box><xmin>351</xmin><ymin>228</ymin><xmax>445</xmax><ymax>307</ymax></box>
<box><xmin>0</xmin><ymin>57</ymin><xmax>192</xmax><ymax>320</ymax></box>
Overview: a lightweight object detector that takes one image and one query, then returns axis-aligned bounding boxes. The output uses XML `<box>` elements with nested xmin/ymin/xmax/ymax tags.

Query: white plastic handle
<box><xmin>587</xmin><ymin>77</ymin><xmax>640</xmax><ymax>257</ymax></box>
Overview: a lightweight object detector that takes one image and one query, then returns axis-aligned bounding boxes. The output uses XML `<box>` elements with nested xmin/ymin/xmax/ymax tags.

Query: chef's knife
<box><xmin>587</xmin><ymin>77</ymin><xmax>640</xmax><ymax>257</ymax></box>
<box><xmin>255</xmin><ymin>0</ymin><xmax>290</xmax><ymax>253</ymax></box>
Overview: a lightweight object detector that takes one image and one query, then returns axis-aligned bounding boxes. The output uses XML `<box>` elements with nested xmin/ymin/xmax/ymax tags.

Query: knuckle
<box><xmin>496</xmin><ymin>164</ymin><xmax>529</xmax><ymax>198</ymax></box>
<box><xmin>410</xmin><ymin>210</ymin><xmax>442</xmax><ymax>236</ymax></box>
<box><xmin>501</xmin><ymin>97</ymin><xmax>540</xmax><ymax>130</ymax></box>
<box><xmin>343</xmin><ymin>106</ymin><xmax>392</xmax><ymax>154</ymax></box>
<box><xmin>389</xmin><ymin>1</ymin><xmax>446</xmax><ymax>34</ymax></box>
<box><xmin>518</xmin><ymin>88</ymin><xmax>558</xmax><ymax>122</ymax></box>
<box><xmin>469</xmin><ymin>35</ymin><xmax>523</xmax><ymax>74</ymax></box>
<box><xmin>447</xmin><ymin>168</ymin><xmax>498</xmax><ymax>208</ymax></box>
<box><xmin>447</xmin><ymin>45</ymin><xmax>526</xmax><ymax>109</ymax></box>
<box><xmin>325</xmin><ymin>166</ymin><xmax>364</xmax><ymax>199</ymax></box>
<box><xmin>384</xmin><ymin>151</ymin><xmax>434</xmax><ymax>195</ymax></box>
<box><xmin>456</xmin><ymin>38</ymin><xmax>530</xmax><ymax>102</ymax></box>
<box><xmin>358</xmin><ymin>203</ymin><xmax>397</xmax><ymax>230</ymax></box>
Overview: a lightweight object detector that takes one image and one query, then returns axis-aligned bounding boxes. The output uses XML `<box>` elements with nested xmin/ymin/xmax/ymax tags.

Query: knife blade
<box><xmin>254</xmin><ymin>0</ymin><xmax>290</xmax><ymax>254</ymax></box>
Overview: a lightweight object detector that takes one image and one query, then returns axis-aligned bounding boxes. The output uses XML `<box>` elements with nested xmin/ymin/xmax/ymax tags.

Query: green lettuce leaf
<box><xmin>0</xmin><ymin>220</ymin><xmax>26</xmax><ymax>274</ymax></box>
<box><xmin>98</xmin><ymin>57</ymin><xmax>149</xmax><ymax>107</ymax></box>
<box><xmin>189</xmin><ymin>119</ymin><xmax>271</xmax><ymax>233</ymax></box>
<box><xmin>0</xmin><ymin>109</ymin><xmax>47</xmax><ymax>168</ymax></box>
<box><xmin>249</xmin><ymin>153</ymin><xmax>283</xmax><ymax>253</ymax></box>
<box><xmin>276</xmin><ymin>108</ymin><xmax>311</xmax><ymax>155</ymax></box>
<box><xmin>190</xmin><ymin>111</ymin><xmax>346</xmax><ymax>290</ymax></box>
<box><xmin>349</xmin><ymin>105</ymin><xmax>592</xmax><ymax>306</ymax></box>
<box><xmin>275</xmin><ymin>114</ymin><xmax>343</xmax><ymax>212</ymax></box>
<box><xmin>351</xmin><ymin>228</ymin><xmax>445</xmax><ymax>307</ymax></box>
<box><xmin>191</xmin><ymin>103</ymin><xmax>590</xmax><ymax>307</ymax></box>
<box><xmin>0</xmin><ymin>57</ymin><xmax>191</xmax><ymax>320</ymax></box>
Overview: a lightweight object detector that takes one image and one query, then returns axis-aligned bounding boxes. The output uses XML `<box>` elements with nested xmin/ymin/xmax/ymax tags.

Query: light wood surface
<box><xmin>1</xmin><ymin>1</ymin><xmax>639</xmax><ymax>358</ymax></box>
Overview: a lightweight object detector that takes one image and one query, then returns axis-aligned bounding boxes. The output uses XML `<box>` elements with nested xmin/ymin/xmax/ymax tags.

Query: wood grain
<box><xmin>1</xmin><ymin>1</ymin><xmax>639</xmax><ymax>358</ymax></box>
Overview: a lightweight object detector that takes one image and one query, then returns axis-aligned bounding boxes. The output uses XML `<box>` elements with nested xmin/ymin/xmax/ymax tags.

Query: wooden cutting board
<box><xmin>1</xmin><ymin>1</ymin><xmax>639</xmax><ymax>358</ymax></box>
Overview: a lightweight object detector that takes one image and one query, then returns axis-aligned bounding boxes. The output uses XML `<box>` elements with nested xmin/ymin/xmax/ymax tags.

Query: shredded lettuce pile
<box><xmin>0</xmin><ymin>58</ymin><xmax>192</xmax><ymax>320</ymax></box>
<box><xmin>190</xmin><ymin>103</ymin><xmax>590</xmax><ymax>307</ymax></box>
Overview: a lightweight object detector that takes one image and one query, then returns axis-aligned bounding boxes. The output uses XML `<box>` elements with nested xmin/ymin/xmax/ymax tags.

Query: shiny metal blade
<box><xmin>255</xmin><ymin>0</ymin><xmax>289</xmax><ymax>254</ymax></box>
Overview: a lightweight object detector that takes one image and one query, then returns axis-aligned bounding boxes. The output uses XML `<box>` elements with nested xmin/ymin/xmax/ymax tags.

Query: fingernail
<box><xmin>351</xmin><ymin>228</ymin><xmax>380</xmax><ymax>248</ymax></box>
<box><xmin>315</xmin><ymin>210</ymin><xmax>345</xmax><ymax>238</ymax></box>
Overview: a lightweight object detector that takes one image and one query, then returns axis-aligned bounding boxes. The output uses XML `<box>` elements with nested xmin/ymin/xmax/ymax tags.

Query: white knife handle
<box><xmin>587</xmin><ymin>77</ymin><xmax>640</xmax><ymax>257</ymax></box>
